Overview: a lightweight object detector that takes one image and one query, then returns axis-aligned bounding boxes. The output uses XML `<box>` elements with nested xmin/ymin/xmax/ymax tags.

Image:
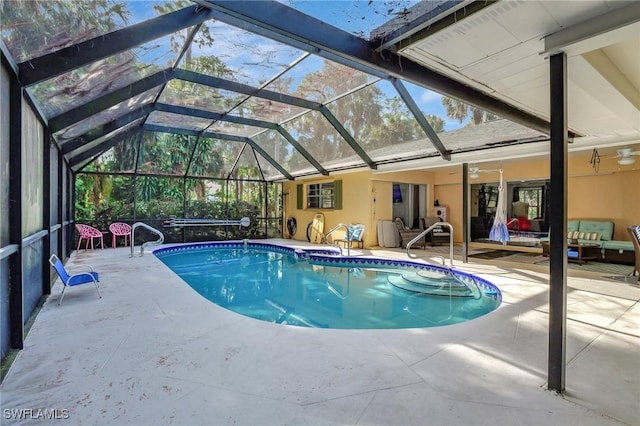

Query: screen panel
<box><xmin>326</xmin><ymin>79</ymin><xmax>437</xmax><ymax>162</ymax></box>
<box><xmin>282</xmin><ymin>110</ymin><xmax>364</xmax><ymax>170</ymax></box>
<box><xmin>28</xmin><ymin>32</ymin><xmax>187</xmax><ymax>118</ymax></box>
<box><xmin>264</xmin><ymin>54</ymin><xmax>377</xmax><ymax>103</ymax></box>
<box><xmin>0</xmin><ymin>0</ymin><xmax>170</xmax><ymax>62</ymax></box>
<box><xmin>186</xmin><ymin>137</ymin><xmax>244</xmax><ymax>179</ymax></box>
<box><xmin>0</xmin><ymin>64</ymin><xmax>9</xmax><ymax>246</ymax></box>
<box><xmin>180</xmin><ymin>19</ymin><xmax>306</xmax><ymax>87</ymax></box>
<box><xmin>53</xmin><ymin>87</ymin><xmax>160</xmax><ymax>144</ymax></box>
<box><xmin>137</xmin><ymin>132</ymin><xmax>197</xmax><ymax>176</ymax></box>
<box><xmin>158</xmin><ymin>80</ymin><xmax>243</xmax><ymax>113</ymax></box>
<box><xmin>22</xmin><ymin>101</ymin><xmax>44</xmax><ymax>236</ymax></box>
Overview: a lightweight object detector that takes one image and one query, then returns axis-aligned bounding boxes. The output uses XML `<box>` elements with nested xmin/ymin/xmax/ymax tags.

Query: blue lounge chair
<box><xmin>49</xmin><ymin>254</ymin><xmax>102</xmax><ymax>305</ymax></box>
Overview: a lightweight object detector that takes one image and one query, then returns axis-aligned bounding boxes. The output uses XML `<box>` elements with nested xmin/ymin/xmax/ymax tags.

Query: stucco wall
<box><xmin>284</xmin><ymin>171</ymin><xmax>375</xmax><ymax>246</ymax></box>
<box><xmin>432</xmin><ymin>155</ymin><xmax>639</xmax><ymax>242</ymax></box>
<box><xmin>284</xmin><ymin>170</ymin><xmax>434</xmax><ymax>248</ymax></box>
<box><xmin>284</xmin><ymin>155</ymin><xmax>639</xmax><ymax>247</ymax></box>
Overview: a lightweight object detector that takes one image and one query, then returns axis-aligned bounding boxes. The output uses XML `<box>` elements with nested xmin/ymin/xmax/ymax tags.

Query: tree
<box><xmin>2</xmin><ymin>0</ymin><xmax>133</xmax><ymax>116</ymax></box>
<box><xmin>2</xmin><ymin>0</ymin><xmax>130</xmax><ymax>62</ymax></box>
<box><xmin>363</xmin><ymin>96</ymin><xmax>422</xmax><ymax>149</ymax></box>
<box><xmin>441</xmin><ymin>97</ymin><xmax>498</xmax><ymax>125</ymax></box>
<box><xmin>291</xmin><ymin>61</ymin><xmax>376</xmax><ymax>164</ymax></box>
<box><xmin>153</xmin><ymin>1</ymin><xmax>214</xmax><ymax>55</ymax></box>
<box><xmin>328</xmin><ymin>84</ymin><xmax>382</xmax><ymax>145</ymax></box>
<box><xmin>187</xmin><ymin>137</ymin><xmax>224</xmax><ymax>198</ymax></box>
<box><xmin>383</xmin><ymin>97</ymin><xmax>423</xmax><ymax>141</ymax></box>
<box><xmin>425</xmin><ymin>114</ymin><xmax>445</xmax><ymax>133</ymax></box>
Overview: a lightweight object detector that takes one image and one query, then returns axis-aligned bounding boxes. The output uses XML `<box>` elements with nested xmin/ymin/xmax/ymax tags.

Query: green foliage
<box><xmin>425</xmin><ymin>114</ymin><xmax>445</xmax><ymax>133</ymax></box>
<box><xmin>441</xmin><ymin>97</ymin><xmax>498</xmax><ymax>126</ymax></box>
<box><xmin>2</xmin><ymin>0</ymin><xmax>130</xmax><ymax>61</ymax></box>
<box><xmin>75</xmin><ymin>173</ymin><xmax>282</xmax><ymax>241</ymax></box>
<box><xmin>153</xmin><ymin>1</ymin><xmax>214</xmax><ymax>53</ymax></box>
<box><xmin>16</xmin><ymin>0</ymin><xmax>483</xmax><ymax>244</ymax></box>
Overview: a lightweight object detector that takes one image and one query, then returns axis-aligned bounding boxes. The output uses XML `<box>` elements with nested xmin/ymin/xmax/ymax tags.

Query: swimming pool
<box><xmin>154</xmin><ymin>242</ymin><xmax>502</xmax><ymax>329</ymax></box>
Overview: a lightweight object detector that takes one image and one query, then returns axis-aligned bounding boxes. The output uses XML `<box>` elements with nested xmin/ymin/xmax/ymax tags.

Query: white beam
<box><xmin>542</xmin><ymin>3</ymin><xmax>640</xmax><ymax>57</ymax></box>
<box><xmin>582</xmin><ymin>49</ymin><xmax>640</xmax><ymax>111</ymax></box>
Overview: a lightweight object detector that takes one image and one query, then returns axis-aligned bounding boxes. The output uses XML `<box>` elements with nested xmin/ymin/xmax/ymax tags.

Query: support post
<box><xmin>182</xmin><ymin>178</ymin><xmax>187</xmax><ymax>243</ymax></box>
<box><xmin>462</xmin><ymin>163</ymin><xmax>469</xmax><ymax>263</ymax></box>
<box><xmin>69</xmin><ymin>169</ymin><xmax>76</xmax><ymax>258</ymax></box>
<box><xmin>548</xmin><ymin>52</ymin><xmax>569</xmax><ymax>392</ymax></box>
<box><xmin>264</xmin><ymin>182</ymin><xmax>269</xmax><ymax>237</ymax></box>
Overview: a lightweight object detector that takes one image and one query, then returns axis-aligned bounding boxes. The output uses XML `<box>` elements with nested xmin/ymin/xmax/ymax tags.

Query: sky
<box><xmin>278</xmin><ymin>0</ymin><xmax>423</xmax><ymax>39</ymax></box>
<box><xmin>123</xmin><ymin>0</ymin><xmax>467</xmax><ymax>132</ymax></box>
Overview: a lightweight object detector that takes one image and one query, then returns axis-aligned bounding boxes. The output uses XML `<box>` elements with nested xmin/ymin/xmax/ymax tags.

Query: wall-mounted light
<box><xmin>469</xmin><ymin>166</ymin><xmax>480</xmax><ymax>179</ymax></box>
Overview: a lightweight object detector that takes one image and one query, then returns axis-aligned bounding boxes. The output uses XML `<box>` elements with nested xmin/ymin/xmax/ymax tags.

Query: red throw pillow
<box><xmin>517</xmin><ymin>217</ymin><xmax>531</xmax><ymax>231</ymax></box>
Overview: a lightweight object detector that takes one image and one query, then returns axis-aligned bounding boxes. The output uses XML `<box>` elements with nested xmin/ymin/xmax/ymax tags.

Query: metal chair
<box><xmin>75</xmin><ymin>224</ymin><xmax>105</xmax><ymax>251</ymax></box>
<box><xmin>109</xmin><ymin>222</ymin><xmax>132</xmax><ymax>248</ymax></box>
<box><xmin>49</xmin><ymin>254</ymin><xmax>101</xmax><ymax>305</ymax></box>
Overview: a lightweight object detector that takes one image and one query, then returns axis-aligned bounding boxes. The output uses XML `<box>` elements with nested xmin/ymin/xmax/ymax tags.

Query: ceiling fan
<box><xmin>613</xmin><ymin>148</ymin><xmax>640</xmax><ymax>165</ymax></box>
<box><xmin>469</xmin><ymin>166</ymin><xmax>499</xmax><ymax>179</ymax></box>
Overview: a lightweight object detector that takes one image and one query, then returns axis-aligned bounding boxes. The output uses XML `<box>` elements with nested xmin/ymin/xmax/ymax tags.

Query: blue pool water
<box><xmin>154</xmin><ymin>242</ymin><xmax>502</xmax><ymax>329</ymax></box>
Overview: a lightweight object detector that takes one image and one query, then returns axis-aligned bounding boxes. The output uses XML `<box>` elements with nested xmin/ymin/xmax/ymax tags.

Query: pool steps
<box><xmin>388</xmin><ymin>271</ymin><xmax>482</xmax><ymax>298</ymax></box>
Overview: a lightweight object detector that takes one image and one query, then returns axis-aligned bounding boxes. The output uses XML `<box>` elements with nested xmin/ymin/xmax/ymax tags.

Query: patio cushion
<box><xmin>602</xmin><ymin>240</ymin><xmax>634</xmax><ymax>251</ymax></box>
<box><xmin>568</xmin><ymin>220</ymin><xmax>580</xmax><ymax>233</ymax></box>
<box><xmin>348</xmin><ymin>224</ymin><xmax>364</xmax><ymax>241</ymax></box>
<box><xmin>577</xmin><ymin>232</ymin><xmax>600</xmax><ymax>240</ymax></box>
<box><xmin>578</xmin><ymin>220</ymin><xmax>614</xmax><ymax>241</ymax></box>
<box><xmin>575</xmin><ymin>239</ymin><xmax>605</xmax><ymax>248</ymax></box>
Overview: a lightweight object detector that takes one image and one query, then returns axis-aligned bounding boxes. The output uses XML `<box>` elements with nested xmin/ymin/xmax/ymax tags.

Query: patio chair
<box><xmin>334</xmin><ymin>224</ymin><xmax>365</xmax><ymax>248</ymax></box>
<box><xmin>49</xmin><ymin>254</ymin><xmax>101</xmax><ymax>305</ymax></box>
<box><xmin>109</xmin><ymin>222</ymin><xmax>132</xmax><ymax>248</ymax></box>
<box><xmin>76</xmin><ymin>224</ymin><xmax>105</xmax><ymax>251</ymax></box>
<box><xmin>394</xmin><ymin>218</ymin><xmax>425</xmax><ymax>249</ymax></box>
<box><xmin>628</xmin><ymin>225</ymin><xmax>640</xmax><ymax>281</ymax></box>
<box><xmin>422</xmin><ymin>217</ymin><xmax>451</xmax><ymax>246</ymax></box>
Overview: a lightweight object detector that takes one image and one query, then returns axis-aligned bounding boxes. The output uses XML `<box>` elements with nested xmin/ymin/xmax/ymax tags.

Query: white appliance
<box><xmin>434</xmin><ymin>206</ymin><xmax>448</xmax><ymax>222</ymax></box>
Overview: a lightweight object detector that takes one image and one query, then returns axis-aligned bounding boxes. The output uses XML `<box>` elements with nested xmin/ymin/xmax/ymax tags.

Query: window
<box><xmin>517</xmin><ymin>187</ymin><xmax>543</xmax><ymax>219</ymax></box>
<box><xmin>307</xmin><ymin>182</ymin><xmax>335</xmax><ymax>209</ymax></box>
<box><xmin>298</xmin><ymin>181</ymin><xmax>342</xmax><ymax>210</ymax></box>
<box><xmin>486</xmin><ymin>186</ymin><xmax>499</xmax><ymax>209</ymax></box>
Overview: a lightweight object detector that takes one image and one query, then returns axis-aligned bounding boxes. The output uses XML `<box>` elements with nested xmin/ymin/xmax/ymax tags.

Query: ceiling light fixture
<box><xmin>618</xmin><ymin>156</ymin><xmax>635</xmax><ymax>166</ymax></box>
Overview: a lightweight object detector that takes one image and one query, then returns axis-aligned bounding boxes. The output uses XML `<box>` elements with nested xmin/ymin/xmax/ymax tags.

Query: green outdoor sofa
<box><xmin>541</xmin><ymin>220</ymin><xmax>635</xmax><ymax>264</ymax></box>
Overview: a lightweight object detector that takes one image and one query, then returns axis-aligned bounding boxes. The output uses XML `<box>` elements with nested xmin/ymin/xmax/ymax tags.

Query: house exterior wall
<box><xmin>284</xmin><ymin>154</ymin><xmax>639</xmax><ymax>247</ymax></box>
<box><xmin>283</xmin><ymin>170</ymin><xmax>434</xmax><ymax>248</ymax></box>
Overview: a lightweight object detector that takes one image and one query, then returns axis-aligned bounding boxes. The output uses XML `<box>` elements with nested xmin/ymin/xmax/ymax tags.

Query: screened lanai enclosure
<box><xmin>1</xmin><ymin>0</ymin><xmax>562</xmax><ymax>364</ymax></box>
<box><xmin>2</xmin><ymin>1</ymin><xmax>551</xmax><ymax>235</ymax></box>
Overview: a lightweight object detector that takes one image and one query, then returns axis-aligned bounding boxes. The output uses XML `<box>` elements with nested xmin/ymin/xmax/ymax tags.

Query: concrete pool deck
<box><xmin>1</xmin><ymin>240</ymin><xmax>638</xmax><ymax>425</ymax></box>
